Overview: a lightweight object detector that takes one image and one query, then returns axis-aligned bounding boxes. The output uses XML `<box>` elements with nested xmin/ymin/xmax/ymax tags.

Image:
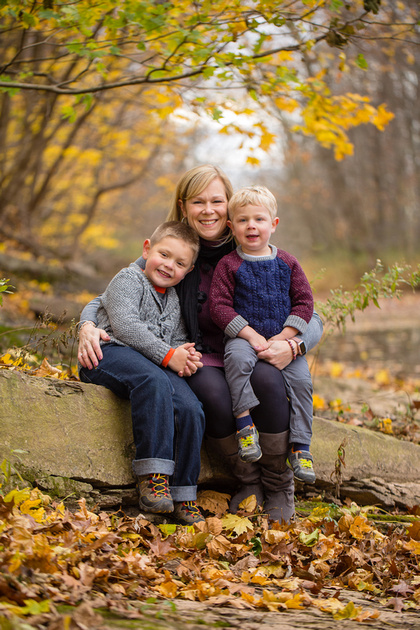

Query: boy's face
<box><xmin>142</xmin><ymin>236</ymin><xmax>194</xmax><ymax>288</ymax></box>
<box><xmin>228</xmin><ymin>204</ymin><xmax>279</xmax><ymax>256</ymax></box>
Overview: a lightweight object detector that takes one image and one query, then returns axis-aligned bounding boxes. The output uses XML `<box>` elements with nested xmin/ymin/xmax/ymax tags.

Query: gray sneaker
<box><xmin>138</xmin><ymin>473</ymin><xmax>174</xmax><ymax>513</ymax></box>
<box><xmin>287</xmin><ymin>449</ymin><xmax>316</xmax><ymax>484</ymax></box>
<box><xmin>236</xmin><ymin>425</ymin><xmax>262</xmax><ymax>463</ymax></box>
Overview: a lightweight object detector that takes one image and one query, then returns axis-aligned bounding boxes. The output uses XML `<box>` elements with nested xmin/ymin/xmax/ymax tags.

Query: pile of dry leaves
<box><xmin>0</xmin><ymin>486</ymin><xmax>419</xmax><ymax>628</ymax></box>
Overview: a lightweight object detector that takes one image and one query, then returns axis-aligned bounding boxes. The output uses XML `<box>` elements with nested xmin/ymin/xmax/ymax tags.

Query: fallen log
<box><xmin>1</xmin><ymin>370</ymin><xmax>419</xmax><ymax>510</ymax></box>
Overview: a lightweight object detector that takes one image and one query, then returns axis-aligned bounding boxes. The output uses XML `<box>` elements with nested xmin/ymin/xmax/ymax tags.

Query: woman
<box><xmin>78</xmin><ymin>165</ymin><xmax>323</xmax><ymax>523</ymax></box>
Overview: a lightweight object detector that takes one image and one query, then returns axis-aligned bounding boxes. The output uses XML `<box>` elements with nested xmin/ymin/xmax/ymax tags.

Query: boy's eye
<box><xmin>177</xmin><ymin>261</ymin><xmax>185</xmax><ymax>267</ymax></box>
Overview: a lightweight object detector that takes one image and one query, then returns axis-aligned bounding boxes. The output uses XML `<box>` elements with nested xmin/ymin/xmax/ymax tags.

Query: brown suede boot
<box><xmin>259</xmin><ymin>431</ymin><xmax>295</xmax><ymax>524</ymax></box>
<box><xmin>205</xmin><ymin>434</ymin><xmax>263</xmax><ymax>512</ymax></box>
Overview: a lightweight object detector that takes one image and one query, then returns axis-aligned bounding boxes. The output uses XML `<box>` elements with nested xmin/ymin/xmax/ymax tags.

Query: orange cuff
<box><xmin>162</xmin><ymin>348</ymin><xmax>175</xmax><ymax>368</ymax></box>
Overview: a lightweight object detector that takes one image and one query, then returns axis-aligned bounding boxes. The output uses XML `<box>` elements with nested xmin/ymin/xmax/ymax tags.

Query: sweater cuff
<box><xmin>284</xmin><ymin>315</ymin><xmax>308</xmax><ymax>335</ymax></box>
<box><xmin>225</xmin><ymin>315</ymin><xmax>249</xmax><ymax>338</ymax></box>
<box><xmin>162</xmin><ymin>348</ymin><xmax>175</xmax><ymax>368</ymax></box>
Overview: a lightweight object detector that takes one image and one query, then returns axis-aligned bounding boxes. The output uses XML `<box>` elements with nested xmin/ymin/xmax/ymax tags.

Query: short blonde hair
<box><xmin>149</xmin><ymin>221</ymin><xmax>200</xmax><ymax>264</ymax></box>
<box><xmin>167</xmin><ymin>164</ymin><xmax>234</xmax><ymax>222</ymax></box>
<box><xmin>228</xmin><ymin>185</ymin><xmax>278</xmax><ymax>221</ymax></box>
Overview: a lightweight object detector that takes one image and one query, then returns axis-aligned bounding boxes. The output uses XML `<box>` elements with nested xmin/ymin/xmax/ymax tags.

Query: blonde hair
<box><xmin>149</xmin><ymin>221</ymin><xmax>200</xmax><ymax>264</ymax></box>
<box><xmin>167</xmin><ymin>164</ymin><xmax>234</xmax><ymax>222</ymax></box>
<box><xmin>228</xmin><ymin>185</ymin><xmax>278</xmax><ymax>221</ymax></box>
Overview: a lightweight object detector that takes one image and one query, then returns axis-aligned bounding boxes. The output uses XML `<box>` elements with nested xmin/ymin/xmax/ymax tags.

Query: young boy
<box><xmin>80</xmin><ymin>221</ymin><xmax>206</xmax><ymax>524</ymax></box>
<box><xmin>209</xmin><ymin>186</ymin><xmax>316</xmax><ymax>483</ymax></box>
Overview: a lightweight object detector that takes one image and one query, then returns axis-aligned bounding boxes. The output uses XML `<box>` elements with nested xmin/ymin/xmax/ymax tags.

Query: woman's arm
<box><xmin>299</xmin><ymin>311</ymin><xmax>323</xmax><ymax>353</ymax></box>
<box><xmin>78</xmin><ymin>296</ymin><xmax>110</xmax><ymax>369</ymax></box>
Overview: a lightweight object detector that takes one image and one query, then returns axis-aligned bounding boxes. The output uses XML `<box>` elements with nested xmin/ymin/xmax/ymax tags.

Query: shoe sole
<box><xmin>138</xmin><ymin>500</ymin><xmax>174</xmax><ymax>513</ymax></box>
<box><xmin>240</xmin><ymin>453</ymin><xmax>262</xmax><ymax>463</ymax></box>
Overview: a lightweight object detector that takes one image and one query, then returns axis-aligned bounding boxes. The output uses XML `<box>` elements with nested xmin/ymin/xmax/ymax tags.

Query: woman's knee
<box><xmin>251</xmin><ymin>361</ymin><xmax>286</xmax><ymax>396</ymax></box>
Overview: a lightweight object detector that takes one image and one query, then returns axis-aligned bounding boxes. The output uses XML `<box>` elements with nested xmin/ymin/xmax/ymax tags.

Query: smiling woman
<box><xmin>179</xmin><ymin>178</ymin><xmax>229</xmax><ymax>241</ymax></box>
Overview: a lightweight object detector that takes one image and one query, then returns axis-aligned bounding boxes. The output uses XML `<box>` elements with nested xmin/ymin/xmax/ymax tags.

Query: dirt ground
<box><xmin>66</xmin><ymin>588</ymin><xmax>420</xmax><ymax>630</ymax></box>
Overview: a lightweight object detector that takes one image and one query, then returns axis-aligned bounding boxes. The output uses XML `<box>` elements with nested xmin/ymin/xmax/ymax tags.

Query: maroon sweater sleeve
<box><xmin>278</xmin><ymin>249</ymin><xmax>314</xmax><ymax>326</ymax></box>
<box><xmin>209</xmin><ymin>252</ymin><xmax>247</xmax><ymax>335</ymax></box>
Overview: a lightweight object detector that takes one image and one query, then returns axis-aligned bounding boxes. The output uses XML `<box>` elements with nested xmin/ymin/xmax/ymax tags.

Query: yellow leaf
<box><xmin>312</xmin><ymin>393</ymin><xmax>326</xmax><ymax>410</ymax></box>
<box><xmin>378</xmin><ymin>418</ymin><xmax>393</xmax><ymax>434</ymax></box>
<box><xmin>372</xmin><ymin>104</ymin><xmax>394</xmax><ymax>131</ymax></box>
<box><xmin>333</xmin><ymin>601</ymin><xmax>362</xmax><ymax>620</ymax></box>
<box><xmin>238</xmin><ymin>494</ymin><xmax>257</xmax><ymax>512</ymax></box>
<box><xmin>330</xmin><ymin>361</ymin><xmax>344</xmax><ymax>377</ymax></box>
<box><xmin>349</xmin><ymin>515</ymin><xmax>372</xmax><ymax>540</ymax></box>
<box><xmin>221</xmin><ymin>513</ymin><xmax>254</xmax><ymax>536</ymax></box>
<box><xmin>285</xmin><ymin>593</ymin><xmax>308</xmax><ymax>609</ymax></box>
<box><xmin>313</xmin><ymin>597</ymin><xmax>345</xmax><ymax>614</ymax></box>
<box><xmin>374</xmin><ymin>368</ymin><xmax>390</xmax><ymax>385</ymax></box>
<box><xmin>263</xmin><ymin>529</ymin><xmax>288</xmax><ymax>544</ymax></box>
<box><xmin>4</xmin><ymin>488</ymin><xmax>31</xmax><ymax>506</ymax></box>
<box><xmin>19</xmin><ymin>499</ymin><xmax>46</xmax><ymax>523</ymax></box>
<box><xmin>155</xmin><ymin>579</ymin><xmax>178</xmax><ymax>598</ymax></box>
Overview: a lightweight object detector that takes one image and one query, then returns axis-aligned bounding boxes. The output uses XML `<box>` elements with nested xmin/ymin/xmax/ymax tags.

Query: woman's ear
<box><xmin>142</xmin><ymin>239</ymin><xmax>151</xmax><ymax>258</ymax></box>
<box><xmin>179</xmin><ymin>199</ymin><xmax>188</xmax><ymax>219</ymax></box>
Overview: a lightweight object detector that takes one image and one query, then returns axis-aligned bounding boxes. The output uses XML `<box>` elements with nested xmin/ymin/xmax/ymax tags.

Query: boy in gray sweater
<box><xmin>79</xmin><ymin>222</ymin><xmax>205</xmax><ymax>525</ymax></box>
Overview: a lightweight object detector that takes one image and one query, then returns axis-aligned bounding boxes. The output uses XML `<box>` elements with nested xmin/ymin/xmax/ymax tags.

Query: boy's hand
<box><xmin>168</xmin><ymin>343</ymin><xmax>202</xmax><ymax>376</ymax></box>
<box><xmin>182</xmin><ymin>346</ymin><xmax>203</xmax><ymax>377</ymax></box>
<box><xmin>239</xmin><ymin>326</ymin><xmax>269</xmax><ymax>351</ymax></box>
<box><xmin>269</xmin><ymin>326</ymin><xmax>299</xmax><ymax>342</ymax></box>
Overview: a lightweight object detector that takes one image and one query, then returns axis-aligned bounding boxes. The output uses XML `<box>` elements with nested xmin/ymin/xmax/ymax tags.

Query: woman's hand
<box><xmin>256</xmin><ymin>339</ymin><xmax>294</xmax><ymax>371</ymax></box>
<box><xmin>78</xmin><ymin>323</ymin><xmax>110</xmax><ymax>369</ymax></box>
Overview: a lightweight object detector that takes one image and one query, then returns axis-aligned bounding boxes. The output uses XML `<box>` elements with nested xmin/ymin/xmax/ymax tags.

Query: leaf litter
<box><xmin>0</xmin><ymin>485</ymin><xmax>419</xmax><ymax>629</ymax></box>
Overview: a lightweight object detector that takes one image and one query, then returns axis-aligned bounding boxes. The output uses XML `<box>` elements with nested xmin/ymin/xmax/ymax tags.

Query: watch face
<box><xmin>298</xmin><ymin>340</ymin><xmax>307</xmax><ymax>355</ymax></box>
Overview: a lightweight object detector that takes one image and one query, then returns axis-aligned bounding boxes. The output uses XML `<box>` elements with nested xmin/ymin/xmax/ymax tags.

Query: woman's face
<box><xmin>180</xmin><ymin>178</ymin><xmax>229</xmax><ymax>241</ymax></box>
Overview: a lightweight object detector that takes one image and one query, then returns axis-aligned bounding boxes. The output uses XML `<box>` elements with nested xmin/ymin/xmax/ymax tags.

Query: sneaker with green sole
<box><xmin>138</xmin><ymin>473</ymin><xmax>174</xmax><ymax>513</ymax></box>
<box><xmin>236</xmin><ymin>425</ymin><xmax>262</xmax><ymax>463</ymax></box>
<box><xmin>287</xmin><ymin>449</ymin><xmax>316</xmax><ymax>484</ymax></box>
<box><xmin>173</xmin><ymin>501</ymin><xmax>205</xmax><ymax>525</ymax></box>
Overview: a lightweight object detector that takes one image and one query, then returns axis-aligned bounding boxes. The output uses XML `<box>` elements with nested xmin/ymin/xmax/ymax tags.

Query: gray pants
<box><xmin>224</xmin><ymin>337</ymin><xmax>313</xmax><ymax>445</ymax></box>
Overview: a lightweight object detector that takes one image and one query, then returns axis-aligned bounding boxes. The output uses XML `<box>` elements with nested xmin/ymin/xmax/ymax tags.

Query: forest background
<box><xmin>1</xmin><ymin>0</ymin><xmax>419</xmax><ymax>314</ymax></box>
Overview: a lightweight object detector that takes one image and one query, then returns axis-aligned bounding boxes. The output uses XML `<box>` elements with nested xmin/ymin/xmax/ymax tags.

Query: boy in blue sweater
<box><xmin>210</xmin><ymin>186</ymin><xmax>316</xmax><ymax>484</ymax></box>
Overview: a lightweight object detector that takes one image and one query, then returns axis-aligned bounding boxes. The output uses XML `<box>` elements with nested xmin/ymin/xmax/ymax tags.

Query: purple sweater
<box><xmin>209</xmin><ymin>246</ymin><xmax>313</xmax><ymax>339</ymax></box>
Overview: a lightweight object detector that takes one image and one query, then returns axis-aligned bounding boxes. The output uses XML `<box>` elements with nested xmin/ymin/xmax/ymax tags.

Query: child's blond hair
<box><xmin>149</xmin><ymin>221</ymin><xmax>200</xmax><ymax>264</ymax></box>
<box><xmin>228</xmin><ymin>185</ymin><xmax>278</xmax><ymax>221</ymax></box>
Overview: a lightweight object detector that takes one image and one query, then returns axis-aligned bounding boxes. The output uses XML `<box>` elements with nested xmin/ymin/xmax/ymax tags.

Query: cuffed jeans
<box><xmin>79</xmin><ymin>343</ymin><xmax>205</xmax><ymax>501</ymax></box>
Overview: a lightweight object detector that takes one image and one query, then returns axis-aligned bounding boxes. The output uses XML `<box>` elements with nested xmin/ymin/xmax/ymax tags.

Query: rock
<box><xmin>1</xmin><ymin>370</ymin><xmax>420</xmax><ymax>509</ymax></box>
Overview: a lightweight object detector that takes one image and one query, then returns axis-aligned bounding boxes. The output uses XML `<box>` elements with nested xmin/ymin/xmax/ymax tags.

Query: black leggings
<box><xmin>187</xmin><ymin>361</ymin><xmax>290</xmax><ymax>439</ymax></box>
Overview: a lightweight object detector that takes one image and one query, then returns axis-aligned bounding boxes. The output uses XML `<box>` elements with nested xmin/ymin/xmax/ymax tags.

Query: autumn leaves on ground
<box><xmin>1</xmin><ymin>296</ymin><xmax>420</xmax><ymax>628</ymax></box>
<box><xmin>0</xmin><ymin>481</ymin><xmax>419</xmax><ymax>629</ymax></box>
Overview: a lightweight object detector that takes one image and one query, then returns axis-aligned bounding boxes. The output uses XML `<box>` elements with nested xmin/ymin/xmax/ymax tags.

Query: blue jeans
<box><xmin>79</xmin><ymin>343</ymin><xmax>205</xmax><ymax>501</ymax></box>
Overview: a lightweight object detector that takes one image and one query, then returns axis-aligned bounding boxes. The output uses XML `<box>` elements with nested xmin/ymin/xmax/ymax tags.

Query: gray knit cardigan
<box><xmin>97</xmin><ymin>263</ymin><xmax>189</xmax><ymax>366</ymax></box>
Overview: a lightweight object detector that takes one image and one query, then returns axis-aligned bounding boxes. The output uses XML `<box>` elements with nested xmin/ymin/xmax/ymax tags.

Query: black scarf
<box><xmin>176</xmin><ymin>237</ymin><xmax>235</xmax><ymax>343</ymax></box>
